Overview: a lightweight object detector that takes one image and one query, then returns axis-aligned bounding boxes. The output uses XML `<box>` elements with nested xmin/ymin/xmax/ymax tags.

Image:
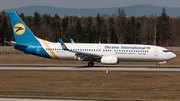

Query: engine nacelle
<box><xmin>101</xmin><ymin>56</ymin><xmax>119</xmax><ymax>65</ymax></box>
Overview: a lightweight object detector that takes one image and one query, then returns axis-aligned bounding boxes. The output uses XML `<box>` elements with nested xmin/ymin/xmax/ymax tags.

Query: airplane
<box><xmin>8</xmin><ymin>12</ymin><xmax>176</xmax><ymax>67</ymax></box>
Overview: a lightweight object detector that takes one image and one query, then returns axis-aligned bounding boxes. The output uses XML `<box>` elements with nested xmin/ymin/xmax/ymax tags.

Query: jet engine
<box><xmin>101</xmin><ymin>56</ymin><xmax>119</xmax><ymax>65</ymax></box>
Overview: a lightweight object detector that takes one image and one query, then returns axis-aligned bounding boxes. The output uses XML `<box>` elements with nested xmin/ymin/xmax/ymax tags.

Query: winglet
<box><xmin>70</xmin><ymin>38</ymin><xmax>75</xmax><ymax>43</ymax></box>
<box><xmin>59</xmin><ymin>39</ymin><xmax>69</xmax><ymax>51</ymax></box>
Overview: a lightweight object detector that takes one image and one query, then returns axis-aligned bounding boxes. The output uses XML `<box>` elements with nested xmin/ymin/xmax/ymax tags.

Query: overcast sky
<box><xmin>1</xmin><ymin>0</ymin><xmax>180</xmax><ymax>10</ymax></box>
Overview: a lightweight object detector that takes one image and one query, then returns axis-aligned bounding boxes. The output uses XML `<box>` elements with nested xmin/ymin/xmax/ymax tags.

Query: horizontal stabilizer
<box><xmin>4</xmin><ymin>41</ymin><xmax>27</xmax><ymax>47</ymax></box>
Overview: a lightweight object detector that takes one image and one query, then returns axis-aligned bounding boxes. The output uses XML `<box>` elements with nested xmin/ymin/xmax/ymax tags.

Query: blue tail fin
<box><xmin>9</xmin><ymin>12</ymin><xmax>39</xmax><ymax>45</ymax></box>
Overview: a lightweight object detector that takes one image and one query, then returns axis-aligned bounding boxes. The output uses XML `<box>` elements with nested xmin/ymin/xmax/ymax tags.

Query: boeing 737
<box><xmin>8</xmin><ymin>12</ymin><xmax>176</xmax><ymax>67</ymax></box>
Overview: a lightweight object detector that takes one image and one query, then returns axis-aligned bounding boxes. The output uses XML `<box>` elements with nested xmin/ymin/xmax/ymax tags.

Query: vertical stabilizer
<box><xmin>9</xmin><ymin>12</ymin><xmax>39</xmax><ymax>45</ymax></box>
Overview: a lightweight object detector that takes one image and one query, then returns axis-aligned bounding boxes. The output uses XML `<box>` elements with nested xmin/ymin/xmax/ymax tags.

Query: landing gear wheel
<box><xmin>88</xmin><ymin>62</ymin><xmax>94</xmax><ymax>67</ymax></box>
<box><xmin>157</xmin><ymin>64</ymin><xmax>160</xmax><ymax>67</ymax></box>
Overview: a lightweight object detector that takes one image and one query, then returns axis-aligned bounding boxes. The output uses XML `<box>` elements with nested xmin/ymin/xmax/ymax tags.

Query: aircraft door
<box><xmin>154</xmin><ymin>48</ymin><xmax>158</xmax><ymax>56</ymax></box>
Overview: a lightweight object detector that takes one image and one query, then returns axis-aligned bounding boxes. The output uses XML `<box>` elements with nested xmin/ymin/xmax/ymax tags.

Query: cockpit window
<box><xmin>163</xmin><ymin>50</ymin><xmax>170</xmax><ymax>53</ymax></box>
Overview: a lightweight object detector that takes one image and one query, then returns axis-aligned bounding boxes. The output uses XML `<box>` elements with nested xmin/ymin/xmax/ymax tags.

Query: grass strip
<box><xmin>0</xmin><ymin>71</ymin><xmax>180</xmax><ymax>100</ymax></box>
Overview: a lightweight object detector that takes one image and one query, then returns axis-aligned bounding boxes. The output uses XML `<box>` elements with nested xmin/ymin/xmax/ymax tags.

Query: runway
<box><xmin>0</xmin><ymin>65</ymin><xmax>180</xmax><ymax>72</ymax></box>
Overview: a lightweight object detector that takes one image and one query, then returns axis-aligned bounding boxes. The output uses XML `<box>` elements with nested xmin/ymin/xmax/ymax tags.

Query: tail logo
<box><xmin>14</xmin><ymin>23</ymin><xmax>25</xmax><ymax>35</ymax></box>
<box><xmin>62</xmin><ymin>45</ymin><xmax>66</xmax><ymax>49</ymax></box>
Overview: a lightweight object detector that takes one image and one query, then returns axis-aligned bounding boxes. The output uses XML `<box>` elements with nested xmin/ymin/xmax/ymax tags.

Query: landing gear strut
<box><xmin>88</xmin><ymin>62</ymin><xmax>94</xmax><ymax>67</ymax></box>
<box><xmin>157</xmin><ymin>61</ymin><xmax>166</xmax><ymax>67</ymax></box>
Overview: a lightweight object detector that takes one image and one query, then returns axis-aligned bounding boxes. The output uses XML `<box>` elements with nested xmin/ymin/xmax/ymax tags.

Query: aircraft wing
<box><xmin>59</xmin><ymin>39</ymin><xmax>102</xmax><ymax>61</ymax></box>
<box><xmin>74</xmin><ymin>51</ymin><xmax>102</xmax><ymax>61</ymax></box>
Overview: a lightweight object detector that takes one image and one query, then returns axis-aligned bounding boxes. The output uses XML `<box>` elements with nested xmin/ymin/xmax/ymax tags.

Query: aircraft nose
<box><xmin>170</xmin><ymin>52</ymin><xmax>176</xmax><ymax>59</ymax></box>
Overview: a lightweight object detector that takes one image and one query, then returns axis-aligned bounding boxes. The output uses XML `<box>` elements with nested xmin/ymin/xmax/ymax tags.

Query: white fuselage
<box><xmin>38</xmin><ymin>39</ymin><xmax>176</xmax><ymax>63</ymax></box>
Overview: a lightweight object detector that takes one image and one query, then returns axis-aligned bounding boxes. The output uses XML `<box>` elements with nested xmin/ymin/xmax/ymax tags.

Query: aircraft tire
<box><xmin>88</xmin><ymin>62</ymin><xmax>94</xmax><ymax>67</ymax></box>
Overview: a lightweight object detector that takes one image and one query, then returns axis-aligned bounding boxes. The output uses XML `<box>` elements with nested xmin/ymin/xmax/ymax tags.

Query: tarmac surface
<box><xmin>0</xmin><ymin>65</ymin><xmax>180</xmax><ymax>72</ymax></box>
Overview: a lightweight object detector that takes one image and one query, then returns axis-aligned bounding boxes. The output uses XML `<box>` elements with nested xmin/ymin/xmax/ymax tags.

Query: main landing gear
<box><xmin>88</xmin><ymin>61</ymin><xmax>94</xmax><ymax>67</ymax></box>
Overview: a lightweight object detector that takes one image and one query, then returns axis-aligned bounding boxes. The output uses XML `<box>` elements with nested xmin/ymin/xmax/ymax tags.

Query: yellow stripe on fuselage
<box><xmin>41</xmin><ymin>39</ymin><xmax>60</xmax><ymax>60</ymax></box>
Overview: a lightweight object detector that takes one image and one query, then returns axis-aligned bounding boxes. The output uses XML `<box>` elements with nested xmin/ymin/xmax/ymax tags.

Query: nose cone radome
<box><xmin>170</xmin><ymin>52</ymin><xmax>176</xmax><ymax>59</ymax></box>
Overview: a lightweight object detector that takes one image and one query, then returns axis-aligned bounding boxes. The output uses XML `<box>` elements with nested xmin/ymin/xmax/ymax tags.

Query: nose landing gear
<box><xmin>157</xmin><ymin>61</ymin><xmax>166</xmax><ymax>67</ymax></box>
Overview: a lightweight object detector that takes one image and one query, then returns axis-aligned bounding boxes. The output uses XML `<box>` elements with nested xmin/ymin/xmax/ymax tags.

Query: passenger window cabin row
<box><xmin>46</xmin><ymin>48</ymin><xmax>149</xmax><ymax>53</ymax></box>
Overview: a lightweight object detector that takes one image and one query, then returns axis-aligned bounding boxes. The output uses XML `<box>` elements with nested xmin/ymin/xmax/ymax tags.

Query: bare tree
<box><xmin>114</xmin><ymin>8</ymin><xmax>127</xmax><ymax>44</ymax></box>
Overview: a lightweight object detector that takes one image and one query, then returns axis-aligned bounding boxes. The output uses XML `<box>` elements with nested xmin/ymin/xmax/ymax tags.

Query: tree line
<box><xmin>0</xmin><ymin>8</ymin><xmax>180</xmax><ymax>47</ymax></box>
